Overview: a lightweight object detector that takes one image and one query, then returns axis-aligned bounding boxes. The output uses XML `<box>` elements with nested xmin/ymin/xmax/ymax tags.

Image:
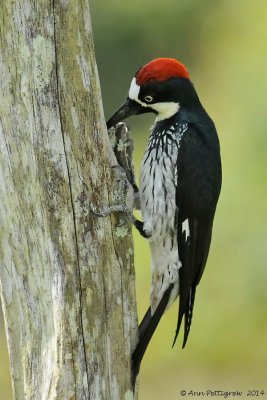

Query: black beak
<box><xmin>106</xmin><ymin>98</ymin><xmax>152</xmax><ymax>129</ymax></box>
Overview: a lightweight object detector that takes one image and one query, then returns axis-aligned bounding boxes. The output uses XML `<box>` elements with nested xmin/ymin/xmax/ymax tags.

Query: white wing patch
<box><xmin>182</xmin><ymin>218</ymin><xmax>190</xmax><ymax>241</ymax></box>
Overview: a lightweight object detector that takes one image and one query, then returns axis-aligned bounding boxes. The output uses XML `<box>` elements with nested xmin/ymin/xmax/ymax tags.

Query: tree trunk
<box><xmin>0</xmin><ymin>1</ymin><xmax>138</xmax><ymax>399</ymax></box>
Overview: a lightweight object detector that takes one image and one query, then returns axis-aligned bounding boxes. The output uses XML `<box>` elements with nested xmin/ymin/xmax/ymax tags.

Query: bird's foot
<box><xmin>90</xmin><ymin>204</ymin><xmax>152</xmax><ymax>239</ymax></box>
<box><xmin>90</xmin><ymin>203</ymin><xmax>137</xmax><ymax>224</ymax></box>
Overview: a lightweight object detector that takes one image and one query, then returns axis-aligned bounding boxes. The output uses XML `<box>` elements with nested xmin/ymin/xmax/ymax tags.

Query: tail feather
<box><xmin>173</xmin><ymin>217</ymin><xmax>199</xmax><ymax>348</ymax></box>
<box><xmin>172</xmin><ymin>300</ymin><xmax>184</xmax><ymax>347</ymax></box>
<box><xmin>172</xmin><ymin>229</ymin><xmax>191</xmax><ymax>348</ymax></box>
<box><xmin>172</xmin><ymin>285</ymin><xmax>197</xmax><ymax>348</ymax></box>
<box><xmin>182</xmin><ymin>287</ymin><xmax>196</xmax><ymax>348</ymax></box>
<box><xmin>138</xmin><ymin>307</ymin><xmax>152</xmax><ymax>340</ymax></box>
<box><xmin>131</xmin><ymin>284</ymin><xmax>174</xmax><ymax>388</ymax></box>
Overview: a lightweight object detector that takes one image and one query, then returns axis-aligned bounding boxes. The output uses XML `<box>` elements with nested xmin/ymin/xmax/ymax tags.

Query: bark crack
<box><xmin>52</xmin><ymin>3</ymin><xmax>90</xmax><ymax>397</ymax></box>
<box><xmin>102</xmin><ymin>279</ymin><xmax>113</xmax><ymax>400</ymax></box>
<box><xmin>111</xmin><ymin>228</ymin><xmax>126</xmax><ymax>335</ymax></box>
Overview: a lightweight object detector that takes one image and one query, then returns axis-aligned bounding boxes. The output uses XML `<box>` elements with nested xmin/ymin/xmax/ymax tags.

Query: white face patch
<box><xmin>153</xmin><ymin>102</ymin><xmax>180</xmax><ymax>121</ymax></box>
<box><xmin>128</xmin><ymin>77</ymin><xmax>180</xmax><ymax>121</ymax></box>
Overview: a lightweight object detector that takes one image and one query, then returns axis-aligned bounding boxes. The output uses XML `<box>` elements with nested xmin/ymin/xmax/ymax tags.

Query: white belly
<box><xmin>140</xmin><ymin>127</ymin><xmax>184</xmax><ymax>313</ymax></box>
<box><xmin>140</xmin><ymin>146</ymin><xmax>177</xmax><ymax>241</ymax></box>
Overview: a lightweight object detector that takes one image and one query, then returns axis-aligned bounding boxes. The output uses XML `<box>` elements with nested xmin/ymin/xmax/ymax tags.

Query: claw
<box><xmin>90</xmin><ymin>204</ymin><xmax>137</xmax><ymax>224</ymax></box>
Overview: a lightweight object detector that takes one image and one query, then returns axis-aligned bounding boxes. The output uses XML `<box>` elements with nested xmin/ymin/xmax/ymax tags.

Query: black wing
<box><xmin>173</xmin><ymin>123</ymin><xmax>221</xmax><ymax>348</ymax></box>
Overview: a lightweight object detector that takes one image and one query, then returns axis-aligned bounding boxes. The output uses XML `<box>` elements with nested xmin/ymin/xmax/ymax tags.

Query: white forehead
<box><xmin>128</xmin><ymin>76</ymin><xmax>180</xmax><ymax>121</ymax></box>
<box><xmin>129</xmin><ymin>77</ymin><xmax>140</xmax><ymax>101</ymax></box>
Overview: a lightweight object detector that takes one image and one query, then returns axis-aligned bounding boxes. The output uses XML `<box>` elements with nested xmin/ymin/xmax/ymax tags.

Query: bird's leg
<box><xmin>132</xmin><ymin>219</ymin><xmax>151</xmax><ymax>238</ymax></box>
<box><xmin>90</xmin><ymin>203</ymin><xmax>136</xmax><ymax>223</ymax></box>
<box><xmin>90</xmin><ymin>204</ymin><xmax>151</xmax><ymax>239</ymax></box>
<box><xmin>111</xmin><ymin>123</ymin><xmax>139</xmax><ymax>195</ymax></box>
<box><xmin>92</xmin><ymin>121</ymin><xmax>152</xmax><ymax>236</ymax></box>
<box><xmin>90</xmin><ymin>203</ymin><xmax>131</xmax><ymax>219</ymax></box>
<box><xmin>90</xmin><ymin>121</ymin><xmax>143</xmax><ymax>227</ymax></box>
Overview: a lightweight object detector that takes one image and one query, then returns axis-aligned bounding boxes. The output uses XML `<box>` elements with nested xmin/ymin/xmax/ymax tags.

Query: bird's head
<box><xmin>107</xmin><ymin>58</ymin><xmax>193</xmax><ymax>129</ymax></box>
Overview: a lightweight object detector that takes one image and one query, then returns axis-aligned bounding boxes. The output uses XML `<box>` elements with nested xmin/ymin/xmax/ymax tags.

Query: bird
<box><xmin>106</xmin><ymin>58</ymin><xmax>222</xmax><ymax>385</ymax></box>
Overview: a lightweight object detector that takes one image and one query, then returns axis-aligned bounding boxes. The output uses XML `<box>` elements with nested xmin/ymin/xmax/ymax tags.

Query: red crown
<box><xmin>136</xmin><ymin>58</ymin><xmax>190</xmax><ymax>85</ymax></box>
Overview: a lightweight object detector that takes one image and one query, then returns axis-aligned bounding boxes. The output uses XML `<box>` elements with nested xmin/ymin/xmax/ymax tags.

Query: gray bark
<box><xmin>0</xmin><ymin>1</ymin><xmax>138</xmax><ymax>399</ymax></box>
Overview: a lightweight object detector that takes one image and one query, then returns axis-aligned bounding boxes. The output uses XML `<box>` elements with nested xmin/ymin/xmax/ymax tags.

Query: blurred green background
<box><xmin>1</xmin><ymin>0</ymin><xmax>267</xmax><ymax>398</ymax></box>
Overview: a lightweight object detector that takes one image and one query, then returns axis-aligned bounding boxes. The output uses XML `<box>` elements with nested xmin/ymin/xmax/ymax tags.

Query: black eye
<box><xmin>144</xmin><ymin>95</ymin><xmax>153</xmax><ymax>103</ymax></box>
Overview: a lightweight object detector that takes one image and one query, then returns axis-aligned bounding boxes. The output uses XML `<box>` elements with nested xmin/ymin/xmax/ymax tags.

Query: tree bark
<box><xmin>0</xmin><ymin>1</ymin><xmax>138</xmax><ymax>399</ymax></box>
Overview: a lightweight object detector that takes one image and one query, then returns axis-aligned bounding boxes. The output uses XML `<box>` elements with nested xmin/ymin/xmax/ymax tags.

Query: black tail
<box><xmin>131</xmin><ymin>284</ymin><xmax>174</xmax><ymax>388</ymax></box>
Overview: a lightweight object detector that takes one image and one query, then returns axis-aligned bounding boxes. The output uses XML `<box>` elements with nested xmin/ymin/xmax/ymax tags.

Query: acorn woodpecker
<box><xmin>107</xmin><ymin>58</ymin><xmax>222</xmax><ymax>383</ymax></box>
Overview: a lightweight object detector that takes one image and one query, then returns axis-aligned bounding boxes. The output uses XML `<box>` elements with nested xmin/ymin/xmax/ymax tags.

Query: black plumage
<box><xmin>174</xmin><ymin>118</ymin><xmax>221</xmax><ymax>347</ymax></box>
<box><xmin>106</xmin><ymin>58</ymin><xmax>222</xmax><ymax>388</ymax></box>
